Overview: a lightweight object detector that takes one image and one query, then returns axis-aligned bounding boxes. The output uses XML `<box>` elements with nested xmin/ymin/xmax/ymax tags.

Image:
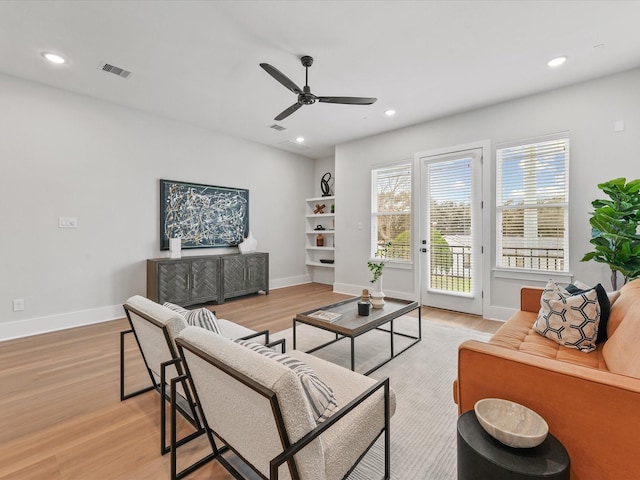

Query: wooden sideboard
<box><xmin>147</xmin><ymin>252</ymin><xmax>268</xmax><ymax>306</ymax></box>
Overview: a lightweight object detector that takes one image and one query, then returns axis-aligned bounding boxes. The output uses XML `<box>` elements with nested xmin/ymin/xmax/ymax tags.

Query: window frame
<box><xmin>495</xmin><ymin>132</ymin><xmax>570</xmax><ymax>274</ymax></box>
<box><xmin>370</xmin><ymin>161</ymin><xmax>413</xmax><ymax>265</ymax></box>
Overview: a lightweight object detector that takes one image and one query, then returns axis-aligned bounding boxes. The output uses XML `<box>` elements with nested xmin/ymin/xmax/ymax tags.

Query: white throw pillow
<box><xmin>163</xmin><ymin>302</ymin><xmax>221</xmax><ymax>334</ymax></box>
<box><xmin>235</xmin><ymin>339</ymin><xmax>339</xmax><ymax>424</ymax></box>
<box><xmin>533</xmin><ymin>279</ymin><xmax>600</xmax><ymax>353</ymax></box>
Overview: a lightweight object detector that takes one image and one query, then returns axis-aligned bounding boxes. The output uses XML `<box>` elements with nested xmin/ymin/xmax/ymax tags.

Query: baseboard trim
<box><xmin>1</xmin><ymin>304</ymin><xmax>124</xmax><ymax>342</ymax></box>
<box><xmin>334</xmin><ymin>283</ymin><xmax>514</xmax><ymax>322</ymax></box>
<box><xmin>333</xmin><ymin>283</ymin><xmax>417</xmax><ymax>302</ymax></box>
<box><xmin>1</xmin><ymin>275</ymin><xmax>314</xmax><ymax>342</ymax></box>
<box><xmin>270</xmin><ymin>274</ymin><xmax>311</xmax><ymax>290</ymax></box>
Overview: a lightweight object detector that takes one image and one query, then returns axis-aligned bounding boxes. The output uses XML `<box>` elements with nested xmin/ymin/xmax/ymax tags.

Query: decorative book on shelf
<box><xmin>307</xmin><ymin>310</ymin><xmax>343</xmax><ymax>322</ymax></box>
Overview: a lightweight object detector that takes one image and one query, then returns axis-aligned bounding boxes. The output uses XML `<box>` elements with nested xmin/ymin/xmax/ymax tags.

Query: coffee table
<box><xmin>293</xmin><ymin>297</ymin><xmax>421</xmax><ymax>375</ymax></box>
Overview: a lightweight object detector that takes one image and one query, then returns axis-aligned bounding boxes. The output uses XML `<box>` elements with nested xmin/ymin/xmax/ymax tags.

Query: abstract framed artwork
<box><xmin>160</xmin><ymin>179</ymin><xmax>249</xmax><ymax>250</ymax></box>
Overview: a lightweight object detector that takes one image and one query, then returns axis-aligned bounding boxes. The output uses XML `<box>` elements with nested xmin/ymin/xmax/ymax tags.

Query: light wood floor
<box><xmin>0</xmin><ymin>283</ymin><xmax>501</xmax><ymax>480</ymax></box>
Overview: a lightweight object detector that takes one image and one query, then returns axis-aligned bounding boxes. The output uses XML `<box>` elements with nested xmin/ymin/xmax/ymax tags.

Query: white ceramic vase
<box><xmin>169</xmin><ymin>238</ymin><xmax>181</xmax><ymax>259</ymax></box>
<box><xmin>238</xmin><ymin>231</ymin><xmax>258</xmax><ymax>254</ymax></box>
<box><xmin>370</xmin><ymin>276</ymin><xmax>386</xmax><ymax>309</ymax></box>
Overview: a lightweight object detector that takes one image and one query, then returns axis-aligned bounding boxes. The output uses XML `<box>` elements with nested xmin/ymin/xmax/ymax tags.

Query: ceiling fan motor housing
<box><xmin>300</xmin><ymin>85</ymin><xmax>316</xmax><ymax>105</ymax></box>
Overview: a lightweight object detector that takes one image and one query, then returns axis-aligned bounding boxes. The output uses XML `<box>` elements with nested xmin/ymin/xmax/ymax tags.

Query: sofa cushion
<box><xmin>490</xmin><ymin>311</ymin><xmax>608</xmax><ymax>369</ymax></box>
<box><xmin>235</xmin><ymin>340</ymin><xmax>339</xmax><ymax>424</ymax></box>
<box><xmin>533</xmin><ymin>280</ymin><xmax>600</xmax><ymax>353</ymax></box>
<box><xmin>602</xmin><ymin>279</ymin><xmax>640</xmax><ymax>376</ymax></box>
<box><xmin>605</xmin><ymin>279</ymin><xmax>640</xmax><ymax>337</ymax></box>
<box><xmin>163</xmin><ymin>302</ymin><xmax>221</xmax><ymax>334</ymax></box>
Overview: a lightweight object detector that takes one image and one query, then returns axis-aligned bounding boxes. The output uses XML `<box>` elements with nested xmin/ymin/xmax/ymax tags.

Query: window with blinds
<box><xmin>371</xmin><ymin>162</ymin><xmax>412</xmax><ymax>262</ymax></box>
<box><xmin>496</xmin><ymin>134</ymin><xmax>570</xmax><ymax>272</ymax></box>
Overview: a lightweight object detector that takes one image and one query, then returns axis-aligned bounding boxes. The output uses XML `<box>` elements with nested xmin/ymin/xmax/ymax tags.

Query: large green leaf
<box><xmin>626</xmin><ymin>179</ymin><xmax>640</xmax><ymax>193</ymax></box>
<box><xmin>583</xmin><ymin>177</ymin><xmax>640</xmax><ymax>289</ymax></box>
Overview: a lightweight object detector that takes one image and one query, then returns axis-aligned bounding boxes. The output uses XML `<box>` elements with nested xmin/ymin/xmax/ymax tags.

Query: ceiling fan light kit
<box><xmin>260</xmin><ymin>55</ymin><xmax>377</xmax><ymax>121</ymax></box>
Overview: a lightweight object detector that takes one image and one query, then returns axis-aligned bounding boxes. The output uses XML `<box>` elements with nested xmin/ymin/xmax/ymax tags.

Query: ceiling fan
<box><xmin>260</xmin><ymin>55</ymin><xmax>377</xmax><ymax>121</ymax></box>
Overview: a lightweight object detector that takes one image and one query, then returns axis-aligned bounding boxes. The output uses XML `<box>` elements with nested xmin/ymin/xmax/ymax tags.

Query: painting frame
<box><xmin>160</xmin><ymin>179</ymin><xmax>249</xmax><ymax>250</ymax></box>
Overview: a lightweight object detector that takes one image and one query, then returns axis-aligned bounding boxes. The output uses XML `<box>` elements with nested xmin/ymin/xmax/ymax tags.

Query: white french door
<box><xmin>418</xmin><ymin>147</ymin><xmax>483</xmax><ymax>315</ymax></box>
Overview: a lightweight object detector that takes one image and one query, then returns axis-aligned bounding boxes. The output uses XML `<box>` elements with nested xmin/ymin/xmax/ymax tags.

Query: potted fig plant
<box><xmin>581</xmin><ymin>177</ymin><xmax>640</xmax><ymax>290</ymax></box>
<box><xmin>368</xmin><ymin>241</ymin><xmax>392</xmax><ymax>308</ymax></box>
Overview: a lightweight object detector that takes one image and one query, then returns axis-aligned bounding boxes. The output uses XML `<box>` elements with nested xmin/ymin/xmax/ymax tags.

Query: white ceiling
<box><xmin>1</xmin><ymin>0</ymin><xmax>640</xmax><ymax>159</ymax></box>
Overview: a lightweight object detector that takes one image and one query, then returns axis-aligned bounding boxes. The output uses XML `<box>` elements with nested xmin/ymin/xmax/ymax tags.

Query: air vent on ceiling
<box><xmin>269</xmin><ymin>124</ymin><xmax>286</xmax><ymax>131</ymax></box>
<box><xmin>98</xmin><ymin>62</ymin><xmax>132</xmax><ymax>79</ymax></box>
<box><xmin>278</xmin><ymin>140</ymin><xmax>310</xmax><ymax>150</ymax></box>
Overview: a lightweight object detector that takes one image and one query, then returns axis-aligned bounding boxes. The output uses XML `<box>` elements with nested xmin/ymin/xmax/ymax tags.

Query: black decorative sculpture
<box><xmin>321</xmin><ymin>172</ymin><xmax>333</xmax><ymax>197</ymax></box>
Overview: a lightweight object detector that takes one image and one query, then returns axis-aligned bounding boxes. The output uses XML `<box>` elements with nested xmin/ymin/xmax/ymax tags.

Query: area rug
<box><xmin>271</xmin><ymin>317</ymin><xmax>492</xmax><ymax>480</ymax></box>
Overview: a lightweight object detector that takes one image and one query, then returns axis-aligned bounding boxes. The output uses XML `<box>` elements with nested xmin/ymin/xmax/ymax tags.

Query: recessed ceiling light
<box><xmin>295</xmin><ymin>136</ymin><xmax>305</xmax><ymax>143</ymax></box>
<box><xmin>43</xmin><ymin>52</ymin><xmax>66</xmax><ymax>64</ymax></box>
<box><xmin>547</xmin><ymin>56</ymin><xmax>567</xmax><ymax>67</ymax></box>
<box><xmin>384</xmin><ymin>109</ymin><xmax>396</xmax><ymax>116</ymax></box>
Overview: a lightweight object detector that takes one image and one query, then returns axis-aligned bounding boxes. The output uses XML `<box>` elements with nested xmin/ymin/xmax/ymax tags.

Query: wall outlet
<box><xmin>13</xmin><ymin>299</ymin><xmax>24</xmax><ymax>312</ymax></box>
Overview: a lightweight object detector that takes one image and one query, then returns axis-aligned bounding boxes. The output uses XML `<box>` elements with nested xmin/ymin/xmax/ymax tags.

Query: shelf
<box><xmin>306</xmin><ymin>194</ymin><xmax>335</xmax><ymax>272</ymax></box>
<box><xmin>306</xmin><ymin>261</ymin><xmax>335</xmax><ymax>268</ymax></box>
<box><xmin>306</xmin><ymin>196</ymin><xmax>335</xmax><ymax>202</ymax></box>
<box><xmin>306</xmin><ymin>213</ymin><xmax>334</xmax><ymax>219</ymax></box>
<box><xmin>306</xmin><ymin>229</ymin><xmax>335</xmax><ymax>234</ymax></box>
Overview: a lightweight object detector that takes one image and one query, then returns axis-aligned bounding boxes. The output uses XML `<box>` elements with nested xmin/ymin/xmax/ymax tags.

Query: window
<box><xmin>496</xmin><ymin>134</ymin><xmax>569</xmax><ymax>272</ymax></box>
<box><xmin>371</xmin><ymin>162</ymin><xmax>412</xmax><ymax>262</ymax></box>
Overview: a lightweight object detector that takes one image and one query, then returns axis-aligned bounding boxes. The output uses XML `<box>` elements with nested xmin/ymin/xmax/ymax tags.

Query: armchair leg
<box><xmin>160</xmin><ymin>359</ymin><xmax>203</xmax><ymax>455</ymax></box>
<box><xmin>384</xmin><ymin>380</ymin><xmax>390</xmax><ymax>480</ymax></box>
<box><xmin>171</xmin><ymin>376</ymin><xmax>217</xmax><ymax>480</ymax></box>
<box><xmin>120</xmin><ymin>329</ymin><xmax>155</xmax><ymax>401</ymax></box>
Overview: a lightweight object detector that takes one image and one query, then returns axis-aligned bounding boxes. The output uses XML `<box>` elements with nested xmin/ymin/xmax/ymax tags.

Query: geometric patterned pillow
<box><xmin>163</xmin><ymin>302</ymin><xmax>221</xmax><ymax>334</ymax></box>
<box><xmin>533</xmin><ymin>279</ymin><xmax>600</xmax><ymax>353</ymax></box>
<box><xmin>566</xmin><ymin>281</ymin><xmax>610</xmax><ymax>343</ymax></box>
<box><xmin>235</xmin><ymin>339</ymin><xmax>339</xmax><ymax>424</ymax></box>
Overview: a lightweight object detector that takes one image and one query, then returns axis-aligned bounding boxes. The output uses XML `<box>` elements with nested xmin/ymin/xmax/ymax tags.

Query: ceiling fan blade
<box><xmin>274</xmin><ymin>102</ymin><xmax>303</xmax><ymax>121</ymax></box>
<box><xmin>317</xmin><ymin>96</ymin><xmax>377</xmax><ymax>105</ymax></box>
<box><xmin>260</xmin><ymin>63</ymin><xmax>303</xmax><ymax>95</ymax></box>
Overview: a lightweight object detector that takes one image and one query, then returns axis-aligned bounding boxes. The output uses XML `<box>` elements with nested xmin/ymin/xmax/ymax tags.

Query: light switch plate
<box><xmin>13</xmin><ymin>299</ymin><xmax>24</xmax><ymax>311</ymax></box>
<box><xmin>59</xmin><ymin>217</ymin><xmax>78</xmax><ymax>228</ymax></box>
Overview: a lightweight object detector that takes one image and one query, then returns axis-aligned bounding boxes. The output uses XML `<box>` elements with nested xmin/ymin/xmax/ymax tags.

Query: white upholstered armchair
<box><xmin>120</xmin><ymin>295</ymin><xmax>269</xmax><ymax>455</ymax></box>
<box><xmin>172</xmin><ymin>326</ymin><xmax>396</xmax><ymax>480</ymax></box>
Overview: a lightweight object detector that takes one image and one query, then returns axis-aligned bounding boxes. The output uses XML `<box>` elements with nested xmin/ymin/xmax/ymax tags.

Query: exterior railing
<box><xmin>430</xmin><ymin>245</ymin><xmax>471</xmax><ymax>292</ymax></box>
<box><xmin>501</xmin><ymin>247</ymin><xmax>565</xmax><ymax>271</ymax></box>
<box><xmin>376</xmin><ymin>241</ymin><xmax>565</xmax><ymax>293</ymax></box>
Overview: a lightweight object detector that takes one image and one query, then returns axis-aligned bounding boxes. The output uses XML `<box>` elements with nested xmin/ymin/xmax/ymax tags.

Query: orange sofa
<box><xmin>454</xmin><ymin>279</ymin><xmax>640</xmax><ymax>480</ymax></box>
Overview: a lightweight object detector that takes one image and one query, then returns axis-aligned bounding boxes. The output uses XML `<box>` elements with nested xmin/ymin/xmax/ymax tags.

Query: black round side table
<box><xmin>457</xmin><ymin>410</ymin><xmax>570</xmax><ymax>480</ymax></box>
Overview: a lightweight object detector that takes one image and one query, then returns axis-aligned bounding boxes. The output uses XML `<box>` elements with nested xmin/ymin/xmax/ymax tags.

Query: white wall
<box><xmin>335</xmin><ymin>67</ymin><xmax>640</xmax><ymax>319</ymax></box>
<box><xmin>0</xmin><ymin>73</ymin><xmax>314</xmax><ymax>340</ymax></box>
